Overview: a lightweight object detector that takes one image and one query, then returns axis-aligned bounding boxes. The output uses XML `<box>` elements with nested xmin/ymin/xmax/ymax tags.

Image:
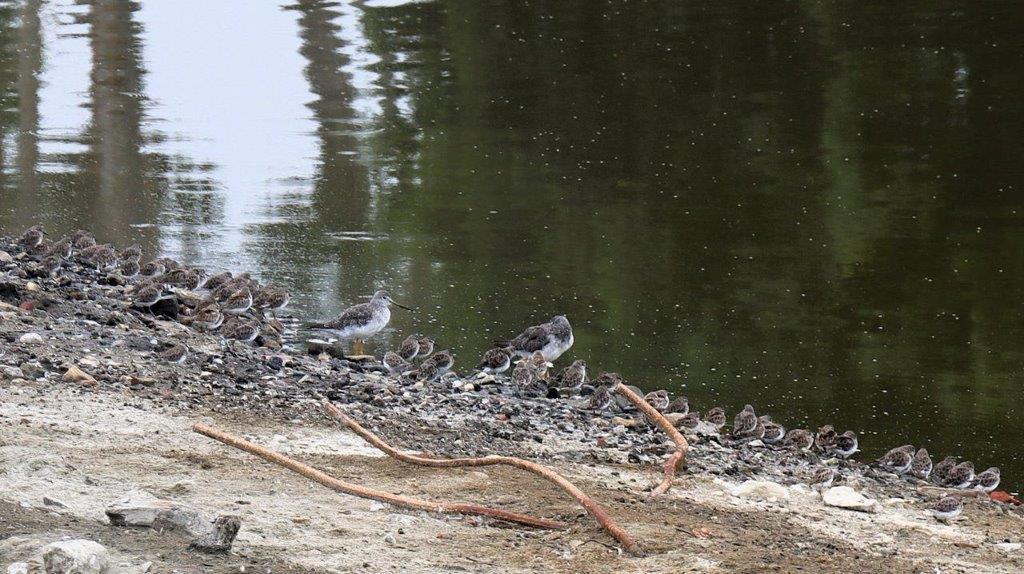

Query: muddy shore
<box><xmin>1</xmin><ymin>237</ymin><xmax>1023</xmax><ymax>573</ymax></box>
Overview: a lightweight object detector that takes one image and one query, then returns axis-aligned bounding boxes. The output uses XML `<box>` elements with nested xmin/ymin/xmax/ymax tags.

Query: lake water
<box><xmin>1</xmin><ymin>1</ymin><xmax>1022</xmax><ymax>490</ymax></box>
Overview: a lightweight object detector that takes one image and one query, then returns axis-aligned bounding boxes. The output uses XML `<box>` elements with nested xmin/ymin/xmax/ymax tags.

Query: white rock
<box><xmin>994</xmin><ymin>542</ymin><xmax>1021</xmax><ymax>553</ymax></box>
<box><xmin>7</xmin><ymin>563</ymin><xmax>29</xmax><ymax>574</ymax></box>
<box><xmin>0</xmin><ymin>250</ymin><xmax>13</xmax><ymax>263</ymax></box>
<box><xmin>822</xmin><ymin>486</ymin><xmax>880</xmax><ymax>513</ymax></box>
<box><xmin>105</xmin><ymin>490</ymin><xmax>174</xmax><ymax>526</ymax></box>
<box><xmin>39</xmin><ymin>539</ymin><xmax>110</xmax><ymax>574</ymax></box>
<box><xmin>733</xmin><ymin>480</ymin><xmax>789</xmax><ymax>502</ymax></box>
<box><xmin>18</xmin><ymin>333</ymin><xmax>43</xmax><ymax>344</ymax></box>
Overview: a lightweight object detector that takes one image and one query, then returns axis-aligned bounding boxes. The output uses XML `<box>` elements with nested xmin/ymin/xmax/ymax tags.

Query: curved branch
<box><xmin>192</xmin><ymin>423</ymin><xmax>564</xmax><ymax>530</ymax></box>
<box><xmin>323</xmin><ymin>401</ymin><xmax>642</xmax><ymax>556</ymax></box>
<box><xmin>611</xmin><ymin>383</ymin><xmax>689</xmax><ymax>496</ymax></box>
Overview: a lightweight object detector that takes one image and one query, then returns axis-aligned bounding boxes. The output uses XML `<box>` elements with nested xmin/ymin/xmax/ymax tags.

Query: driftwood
<box><xmin>323</xmin><ymin>401</ymin><xmax>642</xmax><ymax>556</ymax></box>
<box><xmin>611</xmin><ymin>383</ymin><xmax>689</xmax><ymax>497</ymax></box>
<box><xmin>191</xmin><ymin>423</ymin><xmax>563</xmax><ymax>530</ymax></box>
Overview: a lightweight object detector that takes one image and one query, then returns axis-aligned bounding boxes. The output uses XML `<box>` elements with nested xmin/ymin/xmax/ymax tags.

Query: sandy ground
<box><xmin>2</xmin><ymin>383</ymin><xmax>1023</xmax><ymax>573</ymax></box>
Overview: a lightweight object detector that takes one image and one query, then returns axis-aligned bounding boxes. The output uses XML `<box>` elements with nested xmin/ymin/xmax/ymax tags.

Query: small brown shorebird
<box><xmin>416</xmin><ymin>336</ymin><xmax>434</xmax><ymax>358</ymax></box>
<box><xmin>876</xmin><ymin>445</ymin><xmax>915</xmax><ymax>475</ymax></box>
<box><xmin>254</xmin><ymin>285</ymin><xmax>290</xmax><ymax>317</ymax></box>
<box><xmin>733</xmin><ymin>405</ymin><xmax>757</xmax><ymax>435</ymax></box>
<box><xmin>224</xmin><ymin>319</ymin><xmax>260</xmax><ymax>343</ymax></box>
<box><xmin>973</xmin><ymin>467</ymin><xmax>1000</xmax><ymax>493</ymax></box>
<box><xmin>761</xmin><ymin>416</ymin><xmax>785</xmax><ymax>444</ymax></box>
<box><xmin>931</xmin><ymin>456</ymin><xmax>957</xmax><ymax>484</ymax></box>
<box><xmin>556</xmin><ymin>359</ymin><xmax>587</xmax><ymax>390</ymax></box>
<box><xmin>17</xmin><ymin>225</ymin><xmax>45</xmax><ymax>249</ymax></box>
<box><xmin>221</xmin><ymin>287</ymin><xmax>253</xmax><ymax>315</ymax></box>
<box><xmin>677</xmin><ymin>411</ymin><xmax>700</xmax><ymax>429</ymax></box>
<box><xmin>383</xmin><ymin>351</ymin><xmax>412</xmax><ymax>375</ymax></box>
<box><xmin>910</xmin><ymin>448</ymin><xmax>932</xmax><ymax>479</ymax></box>
<box><xmin>398</xmin><ymin>335</ymin><xmax>420</xmax><ymax>362</ymax></box>
<box><xmin>927</xmin><ymin>496</ymin><xmax>963</xmax><ymax>522</ymax></box>
<box><xmin>158</xmin><ymin>343</ymin><xmax>189</xmax><ymax>364</ymax></box>
<box><xmin>784</xmin><ymin>429</ymin><xmax>814</xmax><ymax>451</ymax></box>
<box><xmin>704</xmin><ymin>407</ymin><xmax>726</xmax><ymax>430</ymax></box>
<box><xmin>943</xmin><ymin>461</ymin><xmax>975</xmax><ymax>489</ymax></box>
<box><xmin>140</xmin><ymin>260</ymin><xmax>166</xmax><ymax>278</ymax></box>
<box><xmin>809</xmin><ymin>467</ymin><xmax>835</xmax><ymax>490</ymax></box>
<box><xmin>832</xmin><ymin>431</ymin><xmax>859</xmax><ymax>458</ymax></box>
<box><xmin>477</xmin><ymin>346</ymin><xmax>513</xmax><ymax>375</ymax></box>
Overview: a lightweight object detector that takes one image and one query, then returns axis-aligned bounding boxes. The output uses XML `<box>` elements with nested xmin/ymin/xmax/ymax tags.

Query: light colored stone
<box><xmin>63</xmin><ymin>366</ymin><xmax>97</xmax><ymax>385</ymax></box>
<box><xmin>25</xmin><ymin>281</ymin><xmax>40</xmax><ymax>292</ymax></box>
<box><xmin>663</xmin><ymin>413</ymin><xmax>685</xmax><ymax>426</ymax></box>
<box><xmin>994</xmin><ymin>542</ymin><xmax>1021</xmax><ymax>553</ymax></box>
<box><xmin>43</xmin><ymin>496</ymin><xmax>68</xmax><ymax>508</ymax></box>
<box><xmin>0</xmin><ymin>250</ymin><xmax>13</xmax><ymax>263</ymax></box>
<box><xmin>7</xmin><ymin>563</ymin><xmax>29</xmax><ymax>574</ymax></box>
<box><xmin>39</xmin><ymin>539</ymin><xmax>110</xmax><ymax>574</ymax></box>
<box><xmin>733</xmin><ymin>480</ymin><xmax>789</xmax><ymax>502</ymax></box>
<box><xmin>18</xmin><ymin>332</ymin><xmax>43</xmax><ymax>344</ymax></box>
<box><xmin>2</xmin><ymin>365</ymin><xmax>24</xmax><ymax>379</ymax></box>
<box><xmin>105</xmin><ymin>490</ymin><xmax>174</xmax><ymax>527</ymax></box>
<box><xmin>822</xmin><ymin>486</ymin><xmax>880</xmax><ymax>513</ymax></box>
<box><xmin>611</xmin><ymin>416</ymin><xmax>638</xmax><ymax>428</ymax></box>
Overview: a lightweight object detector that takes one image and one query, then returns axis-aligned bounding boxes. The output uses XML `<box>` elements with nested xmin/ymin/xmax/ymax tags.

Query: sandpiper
<box><xmin>704</xmin><ymin>407</ymin><xmax>726</xmax><ymax>430</ymax></box>
<box><xmin>90</xmin><ymin>246</ymin><xmax>118</xmax><ymax>271</ymax></box>
<box><xmin>120</xmin><ymin>245</ymin><xmax>142</xmax><ymax>261</ymax></box>
<box><xmin>677</xmin><ymin>411</ymin><xmax>700</xmax><ymax>429</ymax></box>
<box><xmin>17</xmin><ymin>225</ymin><xmax>45</xmax><ymax>249</ymax></box>
<box><xmin>784</xmin><ymin>429</ymin><xmax>814</xmax><ymax>451</ymax></box>
<box><xmin>415</xmin><ymin>350</ymin><xmax>454</xmax><ymax>382</ymax></box>
<box><xmin>944</xmin><ymin>462</ymin><xmax>975</xmax><ymax>489</ymax></box>
<box><xmin>644</xmin><ymin>390</ymin><xmax>669</xmax><ymax>412</ymax></box>
<box><xmin>312</xmin><ymin>290</ymin><xmax>411</xmax><ymax>356</ymax></box>
<box><xmin>809</xmin><ymin>467</ymin><xmax>835</xmax><ymax>490</ymax></box>
<box><xmin>477</xmin><ymin>346</ymin><xmax>513</xmax><ymax>375</ymax></box>
<box><xmin>910</xmin><ymin>448</ymin><xmax>933</xmax><ymax>479</ymax></box>
<box><xmin>189</xmin><ymin>307</ymin><xmax>224</xmax><ymax>331</ymax></box>
<box><xmin>120</xmin><ymin>258</ymin><xmax>141</xmax><ymax>279</ymax></box>
<box><xmin>814</xmin><ymin>425</ymin><xmax>837</xmax><ymax>453</ymax></box>
<box><xmin>398</xmin><ymin>335</ymin><xmax>420</xmax><ymax>362</ymax></box>
<box><xmin>761</xmin><ymin>416</ymin><xmax>785</xmax><ymax>444</ymax></box>
<box><xmin>931</xmin><ymin>456</ymin><xmax>957</xmax><ymax>484</ymax></box>
<box><xmin>664</xmin><ymin>395</ymin><xmax>689</xmax><ymax>415</ymax></box>
<box><xmin>158</xmin><ymin>343</ymin><xmax>189</xmax><ymax>364</ymax></box>
<box><xmin>383</xmin><ymin>351</ymin><xmax>412</xmax><ymax>376</ymax></box>
<box><xmin>201</xmin><ymin>271</ymin><xmax>233</xmax><ymax>291</ymax></box>
<box><xmin>140</xmin><ymin>260</ymin><xmax>166</xmax><ymax>278</ymax></box>
<box><xmin>221</xmin><ymin>287</ymin><xmax>253</xmax><ymax>315</ymax></box>
<box><xmin>224</xmin><ymin>319</ymin><xmax>260</xmax><ymax>343</ymax></box>
<box><xmin>512</xmin><ymin>351</ymin><xmax>543</xmax><ymax>389</ymax></box>
<box><xmin>501</xmin><ymin>315</ymin><xmax>574</xmax><ymax>362</ymax></box>
<box><xmin>416</xmin><ymin>337</ymin><xmax>435</xmax><ymax>358</ymax></box>
<box><xmin>876</xmin><ymin>445</ymin><xmax>915</xmax><ymax>475</ymax></box>
<box><xmin>71</xmin><ymin>229</ymin><xmax>95</xmax><ymax>250</ymax></box>
<box><xmin>41</xmin><ymin>256</ymin><xmax>62</xmax><ymax>276</ymax></box>
<box><xmin>927</xmin><ymin>496</ymin><xmax>964</xmax><ymax>522</ymax></box>
<box><xmin>47</xmin><ymin>237</ymin><xmax>73</xmax><ymax>259</ymax></box>
<box><xmin>556</xmin><ymin>359</ymin><xmax>587</xmax><ymax>390</ymax></box>
<box><xmin>133</xmin><ymin>283</ymin><xmax>174</xmax><ymax>308</ymax></box>
<box><xmin>587</xmin><ymin>385</ymin><xmax>613</xmax><ymax>411</ymax></box>
<box><xmin>733</xmin><ymin>405</ymin><xmax>757</xmax><ymax>435</ymax></box>
<box><xmin>973</xmin><ymin>467</ymin><xmax>1000</xmax><ymax>493</ymax></box>
<box><xmin>78</xmin><ymin>243</ymin><xmax>109</xmax><ymax>261</ymax></box>
<box><xmin>254</xmin><ymin>285</ymin><xmax>290</xmax><ymax>317</ymax></box>
<box><xmin>833</xmin><ymin>431</ymin><xmax>859</xmax><ymax>458</ymax></box>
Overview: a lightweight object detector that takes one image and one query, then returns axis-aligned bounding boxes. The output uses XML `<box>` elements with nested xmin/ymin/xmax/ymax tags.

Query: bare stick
<box><xmin>191</xmin><ymin>423</ymin><xmax>564</xmax><ymax>530</ymax></box>
<box><xmin>610</xmin><ymin>383</ymin><xmax>689</xmax><ymax>497</ymax></box>
<box><xmin>323</xmin><ymin>402</ymin><xmax>642</xmax><ymax>556</ymax></box>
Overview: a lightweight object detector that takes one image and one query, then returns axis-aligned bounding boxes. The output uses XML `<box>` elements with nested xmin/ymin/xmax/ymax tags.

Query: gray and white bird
<box><xmin>931</xmin><ymin>456</ymin><xmax>957</xmax><ymax>484</ymax></box>
<box><xmin>312</xmin><ymin>290</ymin><xmax>412</xmax><ymax>354</ymax></box>
<box><xmin>732</xmin><ymin>405</ymin><xmax>757</xmax><ymax>435</ymax></box>
<box><xmin>383</xmin><ymin>351</ymin><xmax>412</xmax><ymax>376</ymax></box>
<box><xmin>158</xmin><ymin>343</ymin><xmax>189</xmax><ymax>364</ymax></box>
<box><xmin>398</xmin><ymin>335</ymin><xmax>421</xmax><ymax>362</ymax></box>
<box><xmin>809</xmin><ymin>467</ymin><xmax>835</xmax><ymax>490</ymax></box>
<box><xmin>784</xmin><ymin>429</ymin><xmax>814</xmax><ymax>451</ymax></box>
<box><xmin>704</xmin><ymin>407</ymin><xmax>726</xmax><ymax>431</ymax></box>
<box><xmin>761</xmin><ymin>416</ymin><xmax>785</xmax><ymax>444</ymax></box>
<box><xmin>500</xmin><ymin>315</ymin><xmax>574</xmax><ymax>362</ymax></box>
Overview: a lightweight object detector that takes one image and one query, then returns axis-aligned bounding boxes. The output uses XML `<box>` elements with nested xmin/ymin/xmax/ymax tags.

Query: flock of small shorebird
<box><xmin>11</xmin><ymin>225</ymin><xmax>1003</xmax><ymax>522</ymax></box>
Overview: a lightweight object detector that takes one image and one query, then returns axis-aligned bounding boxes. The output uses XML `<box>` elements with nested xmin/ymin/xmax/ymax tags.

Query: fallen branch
<box><xmin>611</xmin><ymin>383</ymin><xmax>689</xmax><ymax>497</ymax></box>
<box><xmin>324</xmin><ymin>401</ymin><xmax>642</xmax><ymax>556</ymax></box>
<box><xmin>191</xmin><ymin>423</ymin><xmax>564</xmax><ymax>530</ymax></box>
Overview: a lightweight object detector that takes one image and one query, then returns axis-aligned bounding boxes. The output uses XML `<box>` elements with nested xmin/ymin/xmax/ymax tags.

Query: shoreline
<box><xmin>2</xmin><ymin>236</ymin><xmax>1023</xmax><ymax>573</ymax></box>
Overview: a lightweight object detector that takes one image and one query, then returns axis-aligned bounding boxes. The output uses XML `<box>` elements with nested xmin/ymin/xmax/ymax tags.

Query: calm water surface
<box><xmin>1</xmin><ymin>1</ymin><xmax>1023</xmax><ymax>489</ymax></box>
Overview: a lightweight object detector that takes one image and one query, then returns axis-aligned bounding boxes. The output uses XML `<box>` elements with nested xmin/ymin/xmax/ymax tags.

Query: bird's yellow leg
<box><xmin>353</xmin><ymin>339</ymin><xmax>366</xmax><ymax>356</ymax></box>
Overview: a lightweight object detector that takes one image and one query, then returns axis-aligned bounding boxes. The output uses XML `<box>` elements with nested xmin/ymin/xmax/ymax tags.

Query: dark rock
<box><xmin>149</xmin><ymin>297</ymin><xmax>179</xmax><ymax>320</ymax></box>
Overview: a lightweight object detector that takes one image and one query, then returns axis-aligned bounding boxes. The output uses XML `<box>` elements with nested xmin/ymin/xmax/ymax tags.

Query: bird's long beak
<box><xmin>391</xmin><ymin>300</ymin><xmax>413</xmax><ymax>311</ymax></box>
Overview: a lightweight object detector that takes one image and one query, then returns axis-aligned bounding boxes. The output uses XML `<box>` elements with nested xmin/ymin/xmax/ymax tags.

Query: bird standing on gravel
<box><xmin>927</xmin><ymin>496</ymin><xmax>964</xmax><ymax>522</ymax></box>
<box><xmin>910</xmin><ymin>448</ymin><xmax>932</xmax><ymax>479</ymax></box>
<box><xmin>477</xmin><ymin>346</ymin><xmax>513</xmax><ymax>375</ymax></box>
<box><xmin>973</xmin><ymin>467</ymin><xmax>1000</xmax><ymax>493</ymax></box>
<box><xmin>876</xmin><ymin>445</ymin><xmax>915</xmax><ymax>475</ymax></box>
<box><xmin>158</xmin><ymin>343</ymin><xmax>189</xmax><ymax>364</ymax></box>
<box><xmin>311</xmin><ymin>290</ymin><xmax>412</xmax><ymax>356</ymax></box>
